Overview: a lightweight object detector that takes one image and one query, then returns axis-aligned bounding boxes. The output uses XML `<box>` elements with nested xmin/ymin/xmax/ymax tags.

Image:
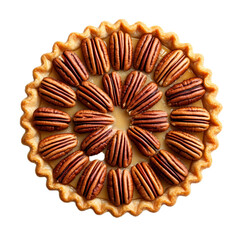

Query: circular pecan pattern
<box><xmin>35</xmin><ymin>31</ymin><xmax>210</xmax><ymax>207</ymax></box>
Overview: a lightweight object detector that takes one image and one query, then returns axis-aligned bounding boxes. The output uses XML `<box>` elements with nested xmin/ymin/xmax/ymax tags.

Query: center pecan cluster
<box><xmin>34</xmin><ymin>31</ymin><xmax>209</xmax><ymax>206</ymax></box>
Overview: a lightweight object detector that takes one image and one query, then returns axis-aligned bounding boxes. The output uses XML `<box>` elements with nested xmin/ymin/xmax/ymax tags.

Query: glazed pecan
<box><xmin>154</xmin><ymin>50</ymin><xmax>190</xmax><ymax>86</ymax></box>
<box><xmin>33</xmin><ymin>107</ymin><xmax>70</xmax><ymax>131</ymax></box>
<box><xmin>81</xmin><ymin>37</ymin><xmax>110</xmax><ymax>75</ymax></box>
<box><xmin>38</xmin><ymin>77</ymin><xmax>76</xmax><ymax>108</ymax></box>
<box><xmin>131</xmin><ymin>110</ymin><xmax>169</xmax><ymax>132</ymax></box>
<box><xmin>38</xmin><ymin>133</ymin><xmax>77</xmax><ymax>161</ymax></box>
<box><xmin>170</xmin><ymin>107</ymin><xmax>210</xmax><ymax>132</ymax></box>
<box><xmin>73</xmin><ymin>110</ymin><xmax>114</xmax><ymax>133</ymax></box>
<box><xmin>53</xmin><ymin>150</ymin><xmax>89</xmax><ymax>185</ymax></box>
<box><xmin>133</xmin><ymin>34</ymin><xmax>161</xmax><ymax>73</ymax></box>
<box><xmin>102</xmin><ymin>72</ymin><xmax>122</xmax><ymax>106</ymax></box>
<box><xmin>127</xmin><ymin>82</ymin><xmax>162</xmax><ymax>116</ymax></box>
<box><xmin>165</xmin><ymin>78</ymin><xmax>205</xmax><ymax>107</ymax></box>
<box><xmin>81</xmin><ymin>126</ymin><xmax>115</xmax><ymax>156</ymax></box>
<box><xmin>131</xmin><ymin>162</ymin><xmax>163</xmax><ymax>201</ymax></box>
<box><xmin>77</xmin><ymin>160</ymin><xmax>107</xmax><ymax>200</ymax></box>
<box><xmin>53</xmin><ymin>50</ymin><xmax>89</xmax><ymax>87</ymax></box>
<box><xmin>127</xmin><ymin>126</ymin><xmax>160</xmax><ymax>157</ymax></box>
<box><xmin>121</xmin><ymin>71</ymin><xmax>146</xmax><ymax>109</ymax></box>
<box><xmin>107</xmin><ymin>169</ymin><xmax>133</xmax><ymax>206</ymax></box>
<box><xmin>76</xmin><ymin>81</ymin><xmax>114</xmax><ymax>113</ymax></box>
<box><xmin>150</xmin><ymin>150</ymin><xmax>188</xmax><ymax>185</ymax></box>
<box><xmin>165</xmin><ymin>130</ymin><xmax>204</xmax><ymax>161</ymax></box>
<box><xmin>105</xmin><ymin>130</ymin><xmax>132</xmax><ymax>168</ymax></box>
<box><xmin>109</xmin><ymin>31</ymin><xmax>133</xmax><ymax>71</ymax></box>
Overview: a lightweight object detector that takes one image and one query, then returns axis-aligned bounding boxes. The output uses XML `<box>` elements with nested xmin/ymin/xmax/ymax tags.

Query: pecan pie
<box><xmin>21</xmin><ymin>20</ymin><xmax>222</xmax><ymax>217</ymax></box>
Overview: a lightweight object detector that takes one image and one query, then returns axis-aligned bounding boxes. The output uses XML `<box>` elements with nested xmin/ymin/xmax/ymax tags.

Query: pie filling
<box><xmin>38</xmin><ymin>37</ymin><xmax>204</xmax><ymax>200</ymax></box>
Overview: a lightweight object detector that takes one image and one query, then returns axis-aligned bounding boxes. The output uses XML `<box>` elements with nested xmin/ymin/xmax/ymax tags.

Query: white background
<box><xmin>1</xmin><ymin>0</ymin><xmax>239</xmax><ymax>239</ymax></box>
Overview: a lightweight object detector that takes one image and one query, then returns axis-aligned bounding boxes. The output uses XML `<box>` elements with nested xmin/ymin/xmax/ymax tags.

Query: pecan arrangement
<box><xmin>30</xmin><ymin>28</ymin><xmax>212</xmax><ymax>210</ymax></box>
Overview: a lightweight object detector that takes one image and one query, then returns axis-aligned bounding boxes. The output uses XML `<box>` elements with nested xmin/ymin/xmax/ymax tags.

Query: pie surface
<box><xmin>21</xmin><ymin>20</ymin><xmax>222</xmax><ymax>217</ymax></box>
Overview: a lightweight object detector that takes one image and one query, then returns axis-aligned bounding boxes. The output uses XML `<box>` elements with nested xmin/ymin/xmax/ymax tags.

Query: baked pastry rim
<box><xmin>20</xmin><ymin>19</ymin><xmax>222</xmax><ymax>217</ymax></box>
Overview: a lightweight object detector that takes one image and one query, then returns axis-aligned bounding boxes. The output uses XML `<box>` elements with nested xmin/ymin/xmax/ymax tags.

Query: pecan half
<box><xmin>80</xmin><ymin>126</ymin><xmax>115</xmax><ymax>156</ymax></box>
<box><xmin>76</xmin><ymin>81</ymin><xmax>114</xmax><ymax>113</ymax></box>
<box><xmin>33</xmin><ymin>107</ymin><xmax>71</xmax><ymax>131</ymax></box>
<box><xmin>121</xmin><ymin>71</ymin><xmax>146</xmax><ymax>109</ymax></box>
<box><xmin>81</xmin><ymin>37</ymin><xmax>110</xmax><ymax>75</ymax></box>
<box><xmin>73</xmin><ymin>110</ymin><xmax>114</xmax><ymax>133</ymax></box>
<box><xmin>131</xmin><ymin>110</ymin><xmax>169</xmax><ymax>132</ymax></box>
<box><xmin>154</xmin><ymin>50</ymin><xmax>190</xmax><ymax>87</ymax></box>
<box><xmin>102</xmin><ymin>72</ymin><xmax>122</xmax><ymax>106</ymax></box>
<box><xmin>127</xmin><ymin>126</ymin><xmax>160</xmax><ymax>157</ymax></box>
<box><xmin>105</xmin><ymin>130</ymin><xmax>132</xmax><ymax>168</ymax></box>
<box><xmin>53</xmin><ymin>150</ymin><xmax>89</xmax><ymax>185</ymax></box>
<box><xmin>170</xmin><ymin>107</ymin><xmax>210</xmax><ymax>132</ymax></box>
<box><xmin>133</xmin><ymin>34</ymin><xmax>161</xmax><ymax>73</ymax></box>
<box><xmin>127</xmin><ymin>82</ymin><xmax>162</xmax><ymax>116</ymax></box>
<box><xmin>38</xmin><ymin>133</ymin><xmax>78</xmax><ymax>161</ymax></box>
<box><xmin>150</xmin><ymin>150</ymin><xmax>188</xmax><ymax>185</ymax></box>
<box><xmin>165</xmin><ymin>130</ymin><xmax>204</xmax><ymax>160</ymax></box>
<box><xmin>107</xmin><ymin>169</ymin><xmax>133</xmax><ymax>206</ymax></box>
<box><xmin>53</xmin><ymin>50</ymin><xmax>89</xmax><ymax>87</ymax></box>
<box><xmin>165</xmin><ymin>78</ymin><xmax>205</xmax><ymax>107</ymax></box>
<box><xmin>131</xmin><ymin>162</ymin><xmax>163</xmax><ymax>201</ymax></box>
<box><xmin>38</xmin><ymin>77</ymin><xmax>76</xmax><ymax>108</ymax></box>
<box><xmin>109</xmin><ymin>31</ymin><xmax>133</xmax><ymax>71</ymax></box>
<box><xmin>77</xmin><ymin>160</ymin><xmax>107</xmax><ymax>200</ymax></box>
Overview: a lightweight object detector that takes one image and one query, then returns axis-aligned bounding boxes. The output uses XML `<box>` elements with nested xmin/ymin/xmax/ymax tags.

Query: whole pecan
<box><xmin>77</xmin><ymin>160</ymin><xmax>107</xmax><ymax>200</ymax></box>
<box><xmin>81</xmin><ymin>37</ymin><xmax>110</xmax><ymax>75</ymax></box>
<box><xmin>107</xmin><ymin>169</ymin><xmax>134</xmax><ymax>206</ymax></box>
<box><xmin>38</xmin><ymin>133</ymin><xmax>78</xmax><ymax>161</ymax></box>
<box><xmin>105</xmin><ymin>130</ymin><xmax>132</xmax><ymax>168</ymax></box>
<box><xmin>38</xmin><ymin>77</ymin><xmax>76</xmax><ymax>108</ymax></box>
<box><xmin>170</xmin><ymin>107</ymin><xmax>210</xmax><ymax>132</ymax></box>
<box><xmin>131</xmin><ymin>110</ymin><xmax>169</xmax><ymax>132</ymax></box>
<box><xmin>165</xmin><ymin>130</ymin><xmax>204</xmax><ymax>161</ymax></box>
<box><xmin>33</xmin><ymin>107</ymin><xmax>71</xmax><ymax>131</ymax></box>
<box><xmin>102</xmin><ymin>72</ymin><xmax>122</xmax><ymax>106</ymax></box>
<box><xmin>73</xmin><ymin>110</ymin><xmax>114</xmax><ymax>133</ymax></box>
<box><xmin>154</xmin><ymin>50</ymin><xmax>190</xmax><ymax>86</ymax></box>
<box><xmin>133</xmin><ymin>34</ymin><xmax>161</xmax><ymax>73</ymax></box>
<box><xmin>150</xmin><ymin>150</ymin><xmax>188</xmax><ymax>185</ymax></box>
<box><xmin>109</xmin><ymin>31</ymin><xmax>133</xmax><ymax>71</ymax></box>
<box><xmin>81</xmin><ymin>126</ymin><xmax>115</xmax><ymax>156</ymax></box>
<box><xmin>165</xmin><ymin>78</ymin><xmax>205</xmax><ymax>107</ymax></box>
<box><xmin>127</xmin><ymin>82</ymin><xmax>162</xmax><ymax>116</ymax></box>
<box><xmin>53</xmin><ymin>150</ymin><xmax>89</xmax><ymax>185</ymax></box>
<box><xmin>131</xmin><ymin>162</ymin><xmax>163</xmax><ymax>201</ymax></box>
<box><xmin>127</xmin><ymin>126</ymin><xmax>160</xmax><ymax>157</ymax></box>
<box><xmin>76</xmin><ymin>81</ymin><xmax>114</xmax><ymax>113</ymax></box>
<box><xmin>53</xmin><ymin>50</ymin><xmax>89</xmax><ymax>87</ymax></box>
<box><xmin>121</xmin><ymin>71</ymin><xmax>146</xmax><ymax>109</ymax></box>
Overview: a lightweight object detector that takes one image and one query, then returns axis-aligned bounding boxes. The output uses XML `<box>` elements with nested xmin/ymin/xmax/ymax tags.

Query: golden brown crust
<box><xmin>21</xmin><ymin>19</ymin><xmax>222</xmax><ymax>217</ymax></box>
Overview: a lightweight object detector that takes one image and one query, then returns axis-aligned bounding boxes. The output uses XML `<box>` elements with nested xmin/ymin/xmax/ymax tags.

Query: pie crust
<box><xmin>21</xmin><ymin>19</ymin><xmax>222</xmax><ymax>217</ymax></box>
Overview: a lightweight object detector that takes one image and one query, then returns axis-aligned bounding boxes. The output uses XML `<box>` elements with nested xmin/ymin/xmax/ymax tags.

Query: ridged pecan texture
<box><xmin>38</xmin><ymin>133</ymin><xmax>77</xmax><ymax>161</ymax></box>
<box><xmin>131</xmin><ymin>162</ymin><xmax>163</xmax><ymax>201</ymax></box>
<box><xmin>53</xmin><ymin>50</ymin><xmax>89</xmax><ymax>87</ymax></box>
<box><xmin>165</xmin><ymin>130</ymin><xmax>204</xmax><ymax>160</ymax></box>
<box><xmin>133</xmin><ymin>34</ymin><xmax>161</xmax><ymax>73</ymax></box>
<box><xmin>33</xmin><ymin>107</ymin><xmax>70</xmax><ymax>131</ymax></box>
<box><xmin>81</xmin><ymin>37</ymin><xmax>110</xmax><ymax>75</ymax></box>
<box><xmin>38</xmin><ymin>77</ymin><xmax>76</xmax><ymax>108</ymax></box>
<box><xmin>105</xmin><ymin>130</ymin><xmax>132</xmax><ymax>168</ymax></box>
<box><xmin>53</xmin><ymin>150</ymin><xmax>89</xmax><ymax>184</ymax></box>
<box><xmin>107</xmin><ymin>169</ymin><xmax>133</xmax><ymax>206</ymax></box>
<box><xmin>73</xmin><ymin>110</ymin><xmax>114</xmax><ymax>133</ymax></box>
<box><xmin>109</xmin><ymin>30</ymin><xmax>133</xmax><ymax>71</ymax></box>
<box><xmin>77</xmin><ymin>160</ymin><xmax>107</xmax><ymax>200</ymax></box>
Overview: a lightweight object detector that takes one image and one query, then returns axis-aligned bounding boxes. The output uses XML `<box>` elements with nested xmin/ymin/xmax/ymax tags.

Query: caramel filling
<box><xmin>39</xmin><ymin>37</ymin><xmax>204</xmax><ymax>200</ymax></box>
